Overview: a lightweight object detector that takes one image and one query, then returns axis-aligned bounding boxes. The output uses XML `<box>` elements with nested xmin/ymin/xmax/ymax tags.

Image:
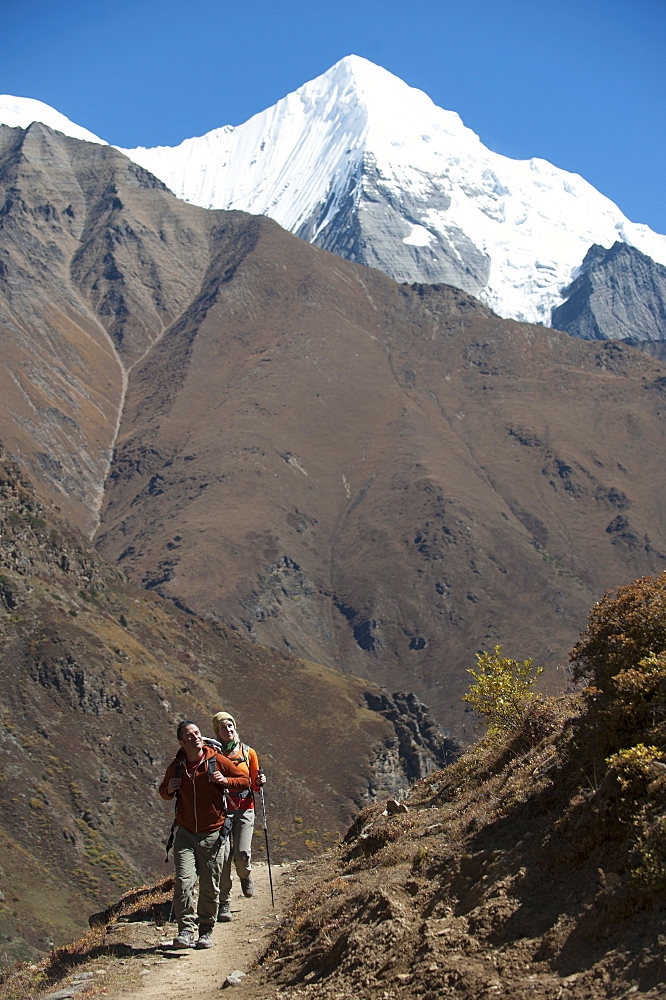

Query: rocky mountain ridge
<box><xmin>552</xmin><ymin>241</ymin><xmax>666</xmax><ymax>357</ymax></box>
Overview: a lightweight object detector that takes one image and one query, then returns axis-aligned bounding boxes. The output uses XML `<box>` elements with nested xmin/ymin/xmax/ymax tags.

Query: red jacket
<box><xmin>159</xmin><ymin>744</ymin><xmax>249</xmax><ymax>834</ymax></box>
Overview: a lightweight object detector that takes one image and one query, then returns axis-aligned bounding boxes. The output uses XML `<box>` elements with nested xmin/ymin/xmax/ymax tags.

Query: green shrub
<box><xmin>606</xmin><ymin>743</ymin><xmax>660</xmax><ymax>794</ymax></box>
<box><xmin>634</xmin><ymin>814</ymin><xmax>666</xmax><ymax>889</ymax></box>
<box><xmin>462</xmin><ymin>645</ymin><xmax>543</xmax><ymax>732</ymax></box>
<box><xmin>611</xmin><ymin>653</ymin><xmax>666</xmax><ymax>744</ymax></box>
<box><xmin>570</xmin><ymin>573</ymin><xmax>666</xmax><ymax>690</ymax></box>
<box><xmin>606</xmin><ymin>743</ymin><xmax>666</xmax><ymax>888</ymax></box>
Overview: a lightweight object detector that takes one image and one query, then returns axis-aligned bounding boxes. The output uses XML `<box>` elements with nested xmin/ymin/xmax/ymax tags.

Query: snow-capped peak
<box><xmin>0</xmin><ymin>95</ymin><xmax>105</xmax><ymax>145</ymax></box>
<box><xmin>119</xmin><ymin>55</ymin><xmax>666</xmax><ymax>323</ymax></box>
<box><xmin>118</xmin><ymin>55</ymin><xmax>484</xmax><ymax>233</ymax></box>
<box><xmin>117</xmin><ymin>56</ymin><xmax>375</xmax><ymax>233</ymax></box>
<box><xmin>1</xmin><ymin>61</ymin><xmax>665</xmax><ymax>327</ymax></box>
<box><xmin>339</xmin><ymin>55</ymin><xmax>477</xmax><ymax>143</ymax></box>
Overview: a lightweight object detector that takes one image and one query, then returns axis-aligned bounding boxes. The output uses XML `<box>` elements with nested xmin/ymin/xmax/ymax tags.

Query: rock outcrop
<box><xmin>552</xmin><ymin>242</ymin><xmax>666</xmax><ymax>355</ymax></box>
<box><xmin>363</xmin><ymin>690</ymin><xmax>461</xmax><ymax>798</ymax></box>
<box><xmin>297</xmin><ymin>152</ymin><xmax>491</xmax><ymax>300</ymax></box>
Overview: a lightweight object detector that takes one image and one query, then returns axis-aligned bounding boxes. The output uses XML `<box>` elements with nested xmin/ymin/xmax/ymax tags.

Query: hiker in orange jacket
<box><xmin>159</xmin><ymin>720</ymin><xmax>250</xmax><ymax>949</ymax></box>
<box><xmin>210</xmin><ymin>711</ymin><xmax>266</xmax><ymax>921</ymax></box>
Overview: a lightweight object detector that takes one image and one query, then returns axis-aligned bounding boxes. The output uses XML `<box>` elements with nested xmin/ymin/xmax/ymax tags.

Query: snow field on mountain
<box><xmin>0</xmin><ymin>95</ymin><xmax>105</xmax><ymax>145</ymax></box>
<box><xmin>121</xmin><ymin>67</ymin><xmax>370</xmax><ymax>237</ymax></box>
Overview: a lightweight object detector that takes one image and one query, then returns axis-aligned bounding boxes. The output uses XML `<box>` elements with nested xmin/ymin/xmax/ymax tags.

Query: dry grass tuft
<box><xmin>0</xmin><ymin>879</ymin><xmax>175</xmax><ymax>1000</ymax></box>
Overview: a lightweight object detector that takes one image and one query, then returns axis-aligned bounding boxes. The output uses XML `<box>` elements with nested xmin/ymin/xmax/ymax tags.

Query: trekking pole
<box><xmin>164</xmin><ymin>762</ymin><xmax>182</xmax><ymax>863</ymax></box>
<box><xmin>258</xmin><ymin>778</ymin><xmax>275</xmax><ymax>908</ymax></box>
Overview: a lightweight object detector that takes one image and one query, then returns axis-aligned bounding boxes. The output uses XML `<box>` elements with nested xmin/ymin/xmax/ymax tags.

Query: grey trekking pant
<box><xmin>219</xmin><ymin>809</ymin><xmax>254</xmax><ymax>901</ymax></box>
<box><xmin>173</xmin><ymin>824</ymin><xmax>229</xmax><ymax>932</ymax></box>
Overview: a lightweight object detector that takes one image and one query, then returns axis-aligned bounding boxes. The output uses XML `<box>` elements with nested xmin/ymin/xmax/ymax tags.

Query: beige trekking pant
<box><xmin>219</xmin><ymin>809</ymin><xmax>254</xmax><ymax>900</ymax></box>
<box><xmin>173</xmin><ymin>824</ymin><xmax>229</xmax><ymax>932</ymax></box>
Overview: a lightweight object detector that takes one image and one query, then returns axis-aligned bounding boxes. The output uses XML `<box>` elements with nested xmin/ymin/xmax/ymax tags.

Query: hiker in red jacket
<box><xmin>211</xmin><ymin>711</ymin><xmax>266</xmax><ymax>922</ymax></box>
<box><xmin>159</xmin><ymin>720</ymin><xmax>250</xmax><ymax>949</ymax></box>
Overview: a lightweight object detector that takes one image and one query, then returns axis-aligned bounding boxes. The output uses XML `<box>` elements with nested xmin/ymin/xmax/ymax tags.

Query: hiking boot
<box><xmin>240</xmin><ymin>875</ymin><xmax>254</xmax><ymax>898</ymax></box>
<box><xmin>172</xmin><ymin>929</ymin><xmax>196</xmax><ymax>949</ymax></box>
<box><xmin>217</xmin><ymin>900</ymin><xmax>233</xmax><ymax>922</ymax></box>
<box><xmin>196</xmin><ymin>925</ymin><xmax>215</xmax><ymax>949</ymax></box>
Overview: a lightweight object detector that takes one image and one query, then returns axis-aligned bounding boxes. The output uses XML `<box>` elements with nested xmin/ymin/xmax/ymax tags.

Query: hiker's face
<box><xmin>179</xmin><ymin>725</ymin><xmax>203</xmax><ymax>753</ymax></box>
<box><xmin>218</xmin><ymin>719</ymin><xmax>236</xmax><ymax>742</ymax></box>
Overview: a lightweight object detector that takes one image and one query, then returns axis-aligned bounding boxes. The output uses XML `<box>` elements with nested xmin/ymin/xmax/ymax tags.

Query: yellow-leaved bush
<box><xmin>571</xmin><ymin>574</ymin><xmax>666</xmax><ymax>888</ymax></box>
<box><xmin>462</xmin><ymin>645</ymin><xmax>544</xmax><ymax>732</ymax></box>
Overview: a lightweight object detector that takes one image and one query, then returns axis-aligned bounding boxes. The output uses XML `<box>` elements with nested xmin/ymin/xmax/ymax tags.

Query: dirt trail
<box><xmin>92</xmin><ymin>862</ymin><xmax>295</xmax><ymax>1000</ymax></box>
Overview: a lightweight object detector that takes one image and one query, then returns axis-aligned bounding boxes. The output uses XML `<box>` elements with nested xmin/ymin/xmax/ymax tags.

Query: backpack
<box><xmin>204</xmin><ymin>738</ymin><xmax>251</xmax><ymax>769</ymax></box>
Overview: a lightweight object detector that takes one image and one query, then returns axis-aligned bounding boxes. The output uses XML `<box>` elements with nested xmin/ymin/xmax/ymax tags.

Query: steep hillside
<box><xmin>6</xmin><ymin>574</ymin><xmax>664</xmax><ymax>1000</ymax></box>
<box><xmin>95</xmin><ymin>234</ymin><xmax>666</xmax><ymax>734</ymax></box>
<box><xmin>0</xmin><ymin>120</ymin><xmax>225</xmax><ymax>533</ymax></box>
<box><xmin>1</xmin><ymin>122</ymin><xmax>666</xmax><ymax>740</ymax></box>
<box><xmin>251</xmin><ymin>574</ymin><xmax>666</xmax><ymax>1000</ymax></box>
<box><xmin>0</xmin><ymin>450</ymin><xmax>454</xmax><ymax>962</ymax></box>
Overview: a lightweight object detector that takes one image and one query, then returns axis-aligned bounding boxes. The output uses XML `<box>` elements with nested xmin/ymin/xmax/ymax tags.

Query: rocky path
<box><xmin>73</xmin><ymin>863</ymin><xmax>296</xmax><ymax>1000</ymax></box>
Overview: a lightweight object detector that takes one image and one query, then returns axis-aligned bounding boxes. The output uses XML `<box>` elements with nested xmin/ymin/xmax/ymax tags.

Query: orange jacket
<box><xmin>221</xmin><ymin>743</ymin><xmax>262</xmax><ymax>811</ymax></box>
<box><xmin>159</xmin><ymin>744</ymin><xmax>250</xmax><ymax>834</ymax></box>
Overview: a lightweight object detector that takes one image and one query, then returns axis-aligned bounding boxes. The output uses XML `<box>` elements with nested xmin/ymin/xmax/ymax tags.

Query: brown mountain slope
<box><xmin>0</xmin><ymin>122</ymin><xmax>225</xmax><ymax>534</ymax></box>
<box><xmin>95</xmin><ymin>225</ymin><xmax>666</xmax><ymax>735</ymax></box>
<box><xmin>1</xmin><ymin>124</ymin><xmax>666</xmax><ymax>739</ymax></box>
<box><xmin>253</xmin><ymin>734</ymin><xmax>665</xmax><ymax>1000</ymax></box>
<box><xmin>0</xmin><ymin>450</ymin><xmax>452</xmax><ymax>961</ymax></box>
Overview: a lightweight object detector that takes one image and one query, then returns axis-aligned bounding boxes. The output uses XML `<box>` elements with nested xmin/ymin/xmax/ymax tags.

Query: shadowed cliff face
<box><xmin>1</xmin><ymin>124</ymin><xmax>666</xmax><ymax>740</ymax></box>
<box><xmin>297</xmin><ymin>152</ymin><xmax>491</xmax><ymax>298</ymax></box>
<box><xmin>551</xmin><ymin>242</ymin><xmax>666</xmax><ymax>351</ymax></box>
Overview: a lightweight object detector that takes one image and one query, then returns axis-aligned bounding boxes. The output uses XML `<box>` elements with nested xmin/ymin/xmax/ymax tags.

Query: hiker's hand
<box><xmin>167</xmin><ymin>777</ymin><xmax>182</xmax><ymax>794</ymax></box>
<box><xmin>256</xmin><ymin>771</ymin><xmax>266</xmax><ymax>787</ymax></box>
<box><xmin>210</xmin><ymin>771</ymin><xmax>228</xmax><ymax>786</ymax></box>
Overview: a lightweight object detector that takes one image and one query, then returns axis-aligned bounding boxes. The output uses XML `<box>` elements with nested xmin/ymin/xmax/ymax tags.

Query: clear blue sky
<box><xmin>3</xmin><ymin>0</ymin><xmax>665</xmax><ymax>233</ymax></box>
